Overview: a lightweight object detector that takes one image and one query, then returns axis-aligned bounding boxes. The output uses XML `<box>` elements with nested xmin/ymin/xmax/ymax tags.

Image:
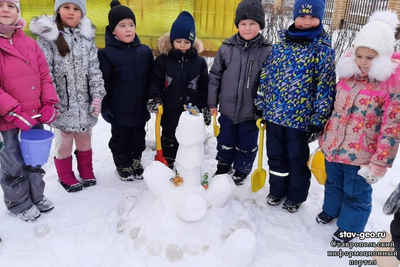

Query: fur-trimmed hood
<box><xmin>337</xmin><ymin>49</ymin><xmax>400</xmax><ymax>82</ymax></box>
<box><xmin>29</xmin><ymin>15</ymin><xmax>96</xmax><ymax>41</ymax></box>
<box><xmin>157</xmin><ymin>32</ymin><xmax>203</xmax><ymax>55</ymax></box>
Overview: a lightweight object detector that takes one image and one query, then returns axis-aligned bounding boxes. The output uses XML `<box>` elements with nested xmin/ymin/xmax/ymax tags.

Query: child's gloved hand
<box><xmin>201</xmin><ymin>107</ymin><xmax>211</xmax><ymax>126</ymax></box>
<box><xmin>4</xmin><ymin>106</ymin><xmax>38</xmax><ymax>131</ymax></box>
<box><xmin>101</xmin><ymin>109</ymin><xmax>114</xmax><ymax>123</ymax></box>
<box><xmin>147</xmin><ymin>97</ymin><xmax>162</xmax><ymax>113</ymax></box>
<box><xmin>308</xmin><ymin>125</ymin><xmax>324</xmax><ymax>143</ymax></box>
<box><xmin>38</xmin><ymin>104</ymin><xmax>58</xmax><ymax>124</ymax></box>
<box><xmin>90</xmin><ymin>98</ymin><xmax>102</xmax><ymax>117</ymax></box>
<box><xmin>357</xmin><ymin>163</ymin><xmax>387</xmax><ymax>184</ymax></box>
<box><xmin>383</xmin><ymin>183</ymin><xmax>400</xmax><ymax>215</ymax></box>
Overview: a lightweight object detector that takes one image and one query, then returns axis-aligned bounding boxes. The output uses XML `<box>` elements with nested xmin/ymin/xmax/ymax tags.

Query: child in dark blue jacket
<box><xmin>147</xmin><ymin>11</ymin><xmax>209</xmax><ymax>168</ymax></box>
<box><xmin>98</xmin><ymin>0</ymin><xmax>153</xmax><ymax>181</ymax></box>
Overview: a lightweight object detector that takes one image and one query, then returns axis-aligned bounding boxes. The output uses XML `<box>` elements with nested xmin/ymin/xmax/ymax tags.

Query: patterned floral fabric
<box><xmin>255</xmin><ymin>29</ymin><xmax>336</xmax><ymax>131</ymax></box>
<box><xmin>320</xmin><ymin>65</ymin><xmax>400</xmax><ymax>167</ymax></box>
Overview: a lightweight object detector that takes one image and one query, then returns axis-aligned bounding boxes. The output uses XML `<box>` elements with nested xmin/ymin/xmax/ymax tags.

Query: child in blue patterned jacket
<box><xmin>255</xmin><ymin>0</ymin><xmax>336</xmax><ymax>212</ymax></box>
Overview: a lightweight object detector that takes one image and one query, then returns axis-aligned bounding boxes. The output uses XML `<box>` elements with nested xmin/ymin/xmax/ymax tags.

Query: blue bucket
<box><xmin>20</xmin><ymin>129</ymin><xmax>54</xmax><ymax>166</ymax></box>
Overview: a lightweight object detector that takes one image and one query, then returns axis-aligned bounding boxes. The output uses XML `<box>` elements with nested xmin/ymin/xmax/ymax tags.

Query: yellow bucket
<box><xmin>307</xmin><ymin>149</ymin><xmax>327</xmax><ymax>185</ymax></box>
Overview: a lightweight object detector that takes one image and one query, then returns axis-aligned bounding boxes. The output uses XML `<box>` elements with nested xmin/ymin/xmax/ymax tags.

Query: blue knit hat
<box><xmin>293</xmin><ymin>0</ymin><xmax>325</xmax><ymax>22</ymax></box>
<box><xmin>170</xmin><ymin>11</ymin><xmax>195</xmax><ymax>45</ymax></box>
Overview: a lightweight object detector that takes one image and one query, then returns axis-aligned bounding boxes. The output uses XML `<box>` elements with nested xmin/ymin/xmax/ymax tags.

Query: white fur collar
<box><xmin>337</xmin><ymin>48</ymin><xmax>397</xmax><ymax>82</ymax></box>
<box><xmin>29</xmin><ymin>15</ymin><xmax>95</xmax><ymax>41</ymax></box>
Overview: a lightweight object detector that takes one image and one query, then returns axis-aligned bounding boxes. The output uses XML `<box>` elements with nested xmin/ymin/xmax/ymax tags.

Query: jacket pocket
<box><xmin>359</xmin><ymin>132</ymin><xmax>377</xmax><ymax>154</ymax></box>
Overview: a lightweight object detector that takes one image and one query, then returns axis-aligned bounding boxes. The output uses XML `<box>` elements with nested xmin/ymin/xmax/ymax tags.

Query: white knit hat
<box><xmin>54</xmin><ymin>0</ymin><xmax>86</xmax><ymax>18</ymax></box>
<box><xmin>353</xmin><ymin>10</ymin><xmax>399</xmax><ymax>58</ymax></box>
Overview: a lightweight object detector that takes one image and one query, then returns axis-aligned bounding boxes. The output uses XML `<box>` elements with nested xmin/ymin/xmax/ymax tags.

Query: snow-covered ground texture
<box><xmin>0</xmin><ymin>113</ymin><xmax>397</xmax><ymax>267</ymax></box>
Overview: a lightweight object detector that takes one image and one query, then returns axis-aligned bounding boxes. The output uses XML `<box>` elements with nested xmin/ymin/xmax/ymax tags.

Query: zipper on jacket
<box><xmin>86</xmin><ymin>74</ymin><xmax>90</xmax><ymax>100</ymax></box>
<box><xmin>64</xmin><ymin>75</ymin><xmax>70</xmax><ymax>110</ymax></box>
<box><xmin>181</xmin><ymin>56</ymin><xmax>184</xmax><ymax>69</ymax></box>
<box><xmin>8</xmin><ymin>38</ymin><xmax>12</xmax><ymax>45</ymax></box>
<box><xmin>246</xmin><ymin>60</ymin><xmax>253</xmax><ymax>89</ymax></box>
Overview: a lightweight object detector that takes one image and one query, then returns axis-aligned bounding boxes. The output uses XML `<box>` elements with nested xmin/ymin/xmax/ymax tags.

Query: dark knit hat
<box><xmin>234</xmin><ymin>0</ymin><xmax>265</xmax><ymax>29</ymax></box>
<box><xmin>108</xmin><ymin>0</ymin><xmax>136</xmax><ymax>32</ymax></box>
<box><xmin>170</xmin><ymin>11</ymin><xmax>196</xmax><ymax>45</ymax></box>
<box><xmin>293</xmin><ymin>0</ymin><xmax>325</xmax><ymax>22</ymax></box>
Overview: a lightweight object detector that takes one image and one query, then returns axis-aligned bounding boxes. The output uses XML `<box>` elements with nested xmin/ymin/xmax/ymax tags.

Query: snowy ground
<box><xmin>0</xmin><ymin>115</ymin><xmax>398</xmax><ymax>267</ymax></box>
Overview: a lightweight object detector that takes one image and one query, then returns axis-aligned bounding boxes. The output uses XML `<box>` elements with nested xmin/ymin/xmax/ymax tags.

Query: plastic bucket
<box><xmin>307</xmin><ymin>149</ymin><xmax>327</xmax><ymax>185</ymax></box>
<box><xmin>20</xmin><ymin>129</ymin><xmax>54</xmax><ymax>166</ymax></box>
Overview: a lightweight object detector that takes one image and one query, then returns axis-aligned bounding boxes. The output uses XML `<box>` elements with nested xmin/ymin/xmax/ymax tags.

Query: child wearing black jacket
<box><xmin>147</xmin><ymin>11</ymin><xmax>209</xmax><ymax>168</ymax></box>
<box><xmin>98</xmin><ymin>0</ymin><xmax>153</xmax><ymax>181</ymax></box>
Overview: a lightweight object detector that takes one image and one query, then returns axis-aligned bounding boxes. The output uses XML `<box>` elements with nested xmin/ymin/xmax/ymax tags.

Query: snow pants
<box><xmin>266</xmin><ymin>122</ymin><xmax>310</xmax><ymax>203</ymax></box>
<box><xmin>216</xmin><ymin>115</ymin><xmax>258</xmax><ymax>175</ymax></box>
<box><xmin>323</xmin><ymin>161</ymin><xmax>372</xmax><ymax>233</ymax></box>
<box><xmin>161</xmin><ymin>111</ymin><xmax>181</xmax><ymax>166</ymax></box>
<box><xmin>109</xmin><ymin>124</ymin><xmax>146</xmax><ymax>168</ymax></box>
<box><xmin>0</xmin><ymin>126</ymin><xmax>46</xmax><ymax>214</ymax></box>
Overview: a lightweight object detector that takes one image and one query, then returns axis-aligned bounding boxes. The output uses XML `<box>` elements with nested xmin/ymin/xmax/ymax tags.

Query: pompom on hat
<box><xmin>234</xmin><ymin>0</ymin><xmax>265</xmax><ymax>29</ymax></box>
<box><xmin>54</xmin><ymin>0</ymin><xmax>86</xmax><ymax>18</ymax></box>
<box><xmin>108</xmin><ymin>0</ymin><xmax>136</xmax><ymax>32</ymax></box>
<box><xmin>353</xmin><ymin>10</ymin><xmax>399</xmax><ymax>58</ymax></box>
<box><xmin>293</xmin><ymin>0</ymin><xmax>325</xmax><ymax>22</ymax></box>
<box><xmin>170</xmin><ymin>11</ymin><xmax>195</xmax><ymax>45</ymax></box>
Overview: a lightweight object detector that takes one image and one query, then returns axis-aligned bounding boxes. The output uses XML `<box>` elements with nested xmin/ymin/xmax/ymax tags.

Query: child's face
<box><xmin>173</xmin><ymin>38</ymin><xmax>191</xmax><ymax>53</ymax></box>
<box><xmin>238</xmin><ymin>19</ymin><xmax>260</xmax><ymax>41</ymax></box>
<box><xmin>0</xmin><ymin>1</ymin><xmax>18</xmax><ymax>26</ymax></box>
<box><xmin>58</xmin><ymin>4</ymin><xmax>82</xmax><ymax>28</ymax></box>
<box><xmin>294</xmin><ymin>15</ymin><xmax>320</xmax><ymax>29</ymax></box>
<box><xmin>355</xmin><ymin>47</ymin><xmax>378</xmax><ymax>75</ymax></box>
<box><xmin>112</xmin><ymin>19</ymin><xmax>136</xmax><ymax>44</ymax></box>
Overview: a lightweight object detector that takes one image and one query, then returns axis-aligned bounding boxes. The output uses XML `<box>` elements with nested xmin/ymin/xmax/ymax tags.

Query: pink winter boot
<box><xmin>54</xmin><ymin>156</ymin><xmax>83</xmax><ymax>193</ymax></box>
<box><xmin>75</xmin><ymin>149</ymin><xmax>97</xmax><ymax>187</ymax></box>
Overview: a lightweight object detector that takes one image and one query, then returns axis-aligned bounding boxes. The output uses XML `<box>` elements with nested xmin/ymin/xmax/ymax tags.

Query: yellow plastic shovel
<box><xmin>251</xmin><ymin>119</ymin><xmax>267</xmax><ymax>192</ymax></box>
<box><xmin>213</xmin><ymin>113</ymin><xmax>220</xmax><ymax>137</ymax></box>
<box><xmin>155</xmin><ymin>105</ymin><xmax>168</xmax><ymax>166</ymax></box>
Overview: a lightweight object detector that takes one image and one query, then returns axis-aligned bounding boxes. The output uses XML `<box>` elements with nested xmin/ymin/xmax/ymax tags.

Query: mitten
<box><xmin>201</xmin><ymin>107</ymin><xmax>211</xmax><ymax>126</ymax></box>
<box><xmin>38</xmin><ymin>104</ymin><xmax>58</xmax><ymax>124</ymax></box>
<box><xmin>4</xmin><ymin>106</ymin><xmax>37</xmax><ymax>131</ymax></box>
<box><xmin>90</xmin><ymin>98</ymin><xmax>102</xmax><ymax>117</ymax></box>
<box><xmin>101</xmin><ymin>109</ymin><xmax>114</xmax><ymax>123</ymax></box>
<box><xmin>308</xmin><ymin>125</ymin><xmax>324</xmax><ymax>143</ymax></box>
<box><xmin>147</xmin><ymin>97</ymin><xmax>162</xmax><ymax>113</ymax></box>
<box><xmin>383</xmin><ymin>183</ymin><xmax>400</xmax><ymax>215</ymax></box>
<box><xmin>357</xmin><ymin>163</ymin><xmax>387</xmax><ymax>184</ymax></box>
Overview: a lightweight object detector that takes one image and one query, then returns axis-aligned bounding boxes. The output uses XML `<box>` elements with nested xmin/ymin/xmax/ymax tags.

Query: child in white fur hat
<box><xmin>317</xmin><ymin>10</ymin><xmax>400</xmax><ymax>243</ymax></box>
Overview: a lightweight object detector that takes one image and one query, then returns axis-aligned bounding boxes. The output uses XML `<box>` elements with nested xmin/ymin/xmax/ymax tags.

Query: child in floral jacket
<box><xmin>316</xmin><ymin>10</ymin><xmax>400</xmax><ymax>243</ymax></box>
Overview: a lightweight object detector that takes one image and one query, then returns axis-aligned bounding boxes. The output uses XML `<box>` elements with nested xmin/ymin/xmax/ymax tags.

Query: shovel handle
<box><xmin>213</xmin><ymin>113</ymin><xmax>220</xmax><ymax>137</ymax></box>
<box><xmin>155</xmin><ymin>105</ymin><xmax>163</xmax><ymax>150</ymax></box>
<box><xmin>256</xmin><ymin>118</ymin><xmax>266</xmax><ymax>170</ymax></box>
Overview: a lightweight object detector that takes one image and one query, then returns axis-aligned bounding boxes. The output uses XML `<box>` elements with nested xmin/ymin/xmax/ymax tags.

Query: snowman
<box><xmin>143</xmin><ymin>110</ymin><xmax>237</xmax><ymax>222</ymax></box>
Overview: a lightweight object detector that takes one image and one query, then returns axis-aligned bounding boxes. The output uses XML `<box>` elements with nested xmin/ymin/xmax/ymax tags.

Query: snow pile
<box><xmin>117</xmin><ymin>111</ymin><xmax>256</xmax><ymax>264</ymax></box>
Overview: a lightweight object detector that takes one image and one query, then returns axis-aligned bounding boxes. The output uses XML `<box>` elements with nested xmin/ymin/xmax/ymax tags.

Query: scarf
<box><xmin>0</xmin><ymin>20</ymin><xmax>22</xmax><ymax>36</ymax></box>
<box><xmin>286</xmin><ymin>23</ymin><xmax>323</xmax><ymax>43</ymax></box>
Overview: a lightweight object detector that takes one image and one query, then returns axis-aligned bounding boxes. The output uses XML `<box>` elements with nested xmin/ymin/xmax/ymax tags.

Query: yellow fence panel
<box><xmin>20</xmin><ymin>0</ymin><xmax>241</xmax><ymax>53</ymax></box>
